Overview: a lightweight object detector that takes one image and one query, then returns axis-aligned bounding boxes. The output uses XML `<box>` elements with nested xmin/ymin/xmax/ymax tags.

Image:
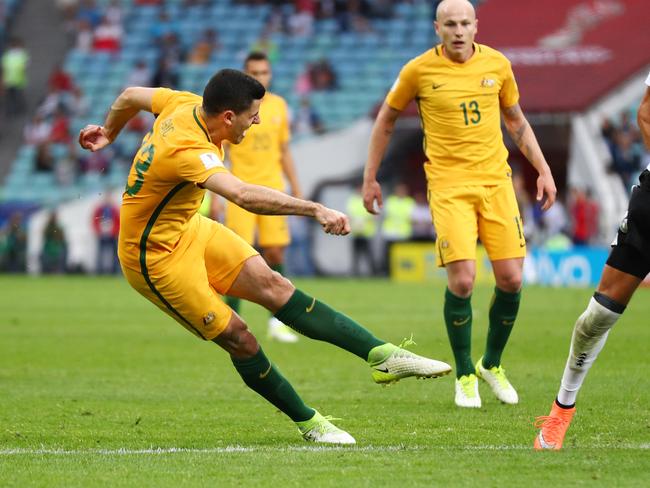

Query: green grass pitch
<box><xmin>1</xmin><ymin>276</ymin><xmax>649</xmax><ymax>487</ymax></box>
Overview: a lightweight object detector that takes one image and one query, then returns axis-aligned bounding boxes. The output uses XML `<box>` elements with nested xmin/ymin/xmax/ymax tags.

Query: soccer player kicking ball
<box><xmin>535</xmin><ymin>72</ymin><xmax>650</xmax><ymax>450</ymax></box>
<box><xmin>78</xmin><ymin>69</ymin><xmax>451</xmax><ymax>445</ymax></box>
<box><xmin>363</xmin><ymin>0</ymin><xmax>556</xmax><ymax>408</ymax></box>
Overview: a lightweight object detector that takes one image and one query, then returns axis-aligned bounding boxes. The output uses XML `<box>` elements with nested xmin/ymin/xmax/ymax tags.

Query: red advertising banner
<box><xmin>476</xmin><ymin>0</ymin><xmax>650</xmax><ymax>112</ymax></box>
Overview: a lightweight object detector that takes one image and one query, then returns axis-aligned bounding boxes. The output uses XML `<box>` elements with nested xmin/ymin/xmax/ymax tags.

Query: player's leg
<box><xmin>535</xmin><ymin>179</ymin><xmax>650</xmax><ymax>450</ymax></box>
<box><xmin>213</xmin><ymin>312</ymin><xmax>354</xmax><ymax>444</ymax></box>
<box><xmin>477</xmin><ymin>183</ymin><xmax>526</xmax><ymax>405</ymax></box>
<box><xmin>534</xmin><ymin>264</ymin><xmax>641</xmax><ymax>450</ymax></box>
<box><xmin>223</xmin><ymin>201</ymin><xmax>257</xmax><ymax>315</ymax></box>
<box><xmin>430</xmin><ymin>185</ymin><xmax>481</xmax><ymax>406</ymax></box>
<box><xmin>227</xmin><ymin>254</ymin><xmax>451</xmax><ymax>383</ymax></box>
<box><xmin>259</xmin><ymin>214</ymin><xmax>299</xmax><ymax>343</ymax></box>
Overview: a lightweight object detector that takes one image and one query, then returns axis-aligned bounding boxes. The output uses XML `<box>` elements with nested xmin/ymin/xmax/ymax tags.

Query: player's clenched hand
<box><xmin>362</xmin><ymin>179</ymin><xmax>383</xmax><ymax>215</ymax></box>
<box><xmin>536</xmin><ymin>171</ymin><xmax>557</xmax><ymax>211</ymax></box>
<box><xmin>78</xmin><ymin>125</ymin><xmax>111</xmax><ymax>152</ymax></box>
<box><xmin>314</xmin><ymin>205</ymin><xmax>350</xmax><ymax>235</ymax></box>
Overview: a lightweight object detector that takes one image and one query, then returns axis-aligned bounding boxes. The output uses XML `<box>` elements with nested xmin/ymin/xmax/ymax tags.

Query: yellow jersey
<box><xmin>386</xmin><ymin>43</ymin><xmax>519</xmax><ymax>190</ymax></box>
<box><xmin>228</xmin><ymin>92</ymin><xmax>290</xmax><ymax>189</ymax></box>
<box><xmin>118</xmin><ymin>88</ymin><xmax>228</xmax><ymax>271</ymax></box>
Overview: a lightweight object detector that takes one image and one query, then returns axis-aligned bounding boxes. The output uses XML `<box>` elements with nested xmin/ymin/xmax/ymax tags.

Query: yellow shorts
<box><xmin>429</xmin><ymin>182</ymin><xmax>526</xmax><ymax>267</ymax></box>
<box><xmin>225</xmin><ymin>201</ymin><xmax>291</xmax><ymax>248</ymax></box>
<box><xmin>121</xmin><ymin>214</ymin><xmax>258</xmax><ymax>341</ymax></box>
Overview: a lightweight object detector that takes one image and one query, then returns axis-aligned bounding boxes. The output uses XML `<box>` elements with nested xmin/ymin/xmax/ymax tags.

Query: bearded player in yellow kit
<box><xmin>225</xmin><ymin>51</ymin><xmax>302</xmax><ymax>343</ymax></box>
<box><xmin>78</xmin><ymin>69</ymin><xmax>451</xmax><ymax>444</ymax></box>
<box><xmin>363</xmin><ymin>0</ymin><xmax>557</xmax><ymax>408</ymax></box>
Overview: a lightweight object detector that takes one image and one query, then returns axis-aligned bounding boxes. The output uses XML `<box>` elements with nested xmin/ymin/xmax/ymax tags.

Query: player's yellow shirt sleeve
<box><xmin>499</xmin><ymin>60</ymin><xmax>519</xmax><ymax>108</ymax></box>
<box><xmin>386</xmin><ymin>61</ymin><xmax>419</xmax><ymax>111</ymax></box>
<box><xmin>176</xmin><ymin>147</ymin><xmax>228</xmax><ymax>184</ymax></box>
<box><xmin>151</xmin><ymin>88</ymin><xmax>202</xmax><ymax>116</ymax></box>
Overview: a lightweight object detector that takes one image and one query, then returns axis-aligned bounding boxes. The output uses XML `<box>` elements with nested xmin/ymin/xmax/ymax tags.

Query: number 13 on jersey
<box><xmin>460</xmin><ymin>101</ymin><xmax>481</xmax><ymax>125</ymax></box>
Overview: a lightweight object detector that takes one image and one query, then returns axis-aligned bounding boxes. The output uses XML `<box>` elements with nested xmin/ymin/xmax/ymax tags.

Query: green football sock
<box><xmin>269</xmin><ymin>264</ymin><xmax>284</xmax><ymax>318</ymax></box>
<box><xmin>225</xmin><ymin>296</ymin><xmax>241</xmax><ymax>314</ymax></box>
<box><xmin>274</xmin><ymin>289</ymin><xmax>385</xmax><ymax>360</ymax></box>
<box><xmin>483</xmin><ymin>287</ymin><xmax>521</xmax><ymax>369</ymax></box>
<box><xmin>443</xmin><ymin>287</ymin><xmax>474</xmax><ymax>378</ymax></box>
<box><xmin>231</xmin><ymin>347</ymin><xmax>314</xmax><ymax>422</ymax></box>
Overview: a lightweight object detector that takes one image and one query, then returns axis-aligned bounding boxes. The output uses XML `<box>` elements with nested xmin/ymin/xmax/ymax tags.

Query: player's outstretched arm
<box><xmin>502</xmin><ymin>103</ymin><xmax>557</xmax><ymax>211</ymax></box>
<box><xmin>78</xmin><ymin>87</ymin><xmax>157</xmax><ymax>152</ymax></box>
<box><xmin>363</xmin><ymin>103</ymin><xmax>402</xmax><ymax>214</ymax></box>
<box><xmin>202</xmin><ymin>172</ymin><xmax>350</xmax><ymax>235</ymax></box>
<box><xmin>638</xmin><ymin>86</ymin><xmax>650</xmax><ymax>149</ymax></box>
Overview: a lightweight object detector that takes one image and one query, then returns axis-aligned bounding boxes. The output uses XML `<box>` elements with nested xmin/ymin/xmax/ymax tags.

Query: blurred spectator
<box><xmin>294</xmin><ymin>65</ymin><xmax>313</xmax><ymax>96</ymax></box>
<box><xmin>569</xmin><ymin>187</ymin><xmax>599</xmax><ymax>245</ymax></box>
<box><xmin>125</xmin><ymin>60</ymin><xmax>152</xmax><ymax>88</ymax></box>
<box><xmin>79</xmin><ymin>147</ymin><xmax>110</xmax><ymax>175</ymax></box>
<box><xmin>411</xmin><ymin>192</ymin><xmax>435</xmax><ymax>241</ymax></box>
<box><xmin>92</xmin><ymin>16</ymin><xmax>123</xmax><ymax>53</ymax></box>
<box><xmin>187</xmin><ymin>29</ymin><xmax>220</xmax><ymax>65</ymax></box>
<box><xmin>41</xmin><ymin>212</ymin><xmax>68</xmax><ymax>274</ymax></box>
<box><xmin>151</xmin><ymin>58</ymin><xmax>179</xmax><ymax>89</ymax></box>
<box><xmin>92</xmin><ymin>194</ymin><xmax>120</xmax><ymax>274</ymax></box>
<box><xmin>1</xmin><ymin>37</ymin><xmax>29</xmax><ymax>115</ymax></box>
<box><xmin>381</xmin><ymin>183</ymin><xmax>415</xmax><ymax>275</ymax></box>
<box><xmin>288</xmin><ymin>1</ymin><xmax>315</xmax><ymax>37</ymax></box>
<box><xmin>49</xmin><ymin>108</ymin><xmax>71</xmax><ymax>144</ymax></box>
<box><xmin>309</xmin><ymin>59</ymin><xmax>338</xmax><ymax>91</ymax></box>
<box><xmin>34</xmin><ymin>143</ymin><xmax>55</xmax><ymax>172</ymax></box>
<box><xmin>610</xmin><ymin>129</ymin><xmax>642</xmax><ymax>189</ymax></box>
<box><xmin>75</xmin><ymin>19</ymin><xmax>94</xmax><ymax>52</ymax></box>
<box><xmin>251</xmin><ymin>27</ymin><xmax>279</xmax><ymax>63</ymax></box>
<box><xmin>1</xmin><ymin>212</ymin><xmax>27</xmax><ymax>273</ymax></box>
<box><xmin>158</xmin><ymin>32</ymin><xmax>184</xmax><ymax>67</ymax></box>
<box><xmin>24</xmin><ymin>114</ymin><xmax>52</xmax><ymax>145</ymax></box>
<box><xmin>48</xmin><ymin>64</ymin><xmax>75</xmax><ymax>92</ymax></box>
<box><xmin>347</xmin><ymin>186</ymin><xmax>378</xmax><ymax>276</ymax></box>
<box><xmin>292</xmin><ymin>96</ymin><xmax>325</xmax><ymax>137</ymax></box>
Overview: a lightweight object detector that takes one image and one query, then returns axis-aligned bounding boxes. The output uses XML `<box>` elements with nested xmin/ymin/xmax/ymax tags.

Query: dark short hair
<box><xmin>244</xmin><ymin>51</ymin><xmax>269</xmax><ymax>66</ymax></box>
<box><xmin>202</xmin><ymin>69</ymin><xmax>265</xmax><ymax>115</ymax></box>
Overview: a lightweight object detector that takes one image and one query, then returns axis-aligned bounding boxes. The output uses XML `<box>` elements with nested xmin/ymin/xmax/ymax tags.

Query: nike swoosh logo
<box><xmin>305</xmin><ymin>298</ymin><xmax>316</xmax><ymax>313</ymax></box>
<box><xmin>432</xmin><ymin>83</ymin><xmax>445</xmax><ymax>90</ymax></box>
<box><xmin>374</xmin><ymin>366</ymin><xmax>389</xmax><ymax>373</ymax></box>
<box><xmin>452</xmin><ymin>316</ymin><xmax>470</xmax><ymax>326</ymax></box>
<box><xmin>259</xmin><ymin>364</ymin><xmax>272</xmax><ymax>379</ymax></box>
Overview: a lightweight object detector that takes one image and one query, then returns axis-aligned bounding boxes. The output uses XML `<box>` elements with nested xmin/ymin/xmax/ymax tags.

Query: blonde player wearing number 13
<box><xmin>363</xmin><ymin>0</ymin><xmax>557</xmax><ymax>408</ymax></box>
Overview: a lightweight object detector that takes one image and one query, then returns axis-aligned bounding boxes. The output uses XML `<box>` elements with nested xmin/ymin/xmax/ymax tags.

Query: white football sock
<box><xmin>556</xmin><ymin>297</ymin><xmax>621</xmax><ymax>406</ymax></box>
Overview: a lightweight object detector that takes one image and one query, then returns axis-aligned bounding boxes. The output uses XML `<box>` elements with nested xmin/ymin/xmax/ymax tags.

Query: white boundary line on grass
<box><xmin>1</xmin><ymin>443</ymin><xmax>649</xmax><ymax>455</ymax></box>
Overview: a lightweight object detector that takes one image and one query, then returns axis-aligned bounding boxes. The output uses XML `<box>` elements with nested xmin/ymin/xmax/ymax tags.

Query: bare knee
<box><xmin>495</xmin><ymin>272</ymin><xmax>522</xmax><ymax>293</ymax></box>
<box><xmin>448</xmin><ymin>275</ymin><xmax>475</xmax><ymax>297</ymax></box>
<box><xmin>212</xmin><ymin>315</ymin><xmax>259</xmax><ymax>358</ymax></box>
<box><xmin>257</xmin><ymin>269</ymin><xmax>295</xmax><ymax>311</ymax></box>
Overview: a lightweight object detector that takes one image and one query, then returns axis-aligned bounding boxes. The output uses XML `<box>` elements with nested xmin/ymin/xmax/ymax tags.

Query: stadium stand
<box><xmin>0</xmin><ymin>0</ymin><xmax>439</xmax><ymax>206</ymax></box>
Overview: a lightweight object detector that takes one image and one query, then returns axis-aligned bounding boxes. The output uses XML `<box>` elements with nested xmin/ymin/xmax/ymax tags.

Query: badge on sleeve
<box><xmin>200</xmin><ymin>152</ymin><xmax>223</xmax><ymax>170</ymax></box>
